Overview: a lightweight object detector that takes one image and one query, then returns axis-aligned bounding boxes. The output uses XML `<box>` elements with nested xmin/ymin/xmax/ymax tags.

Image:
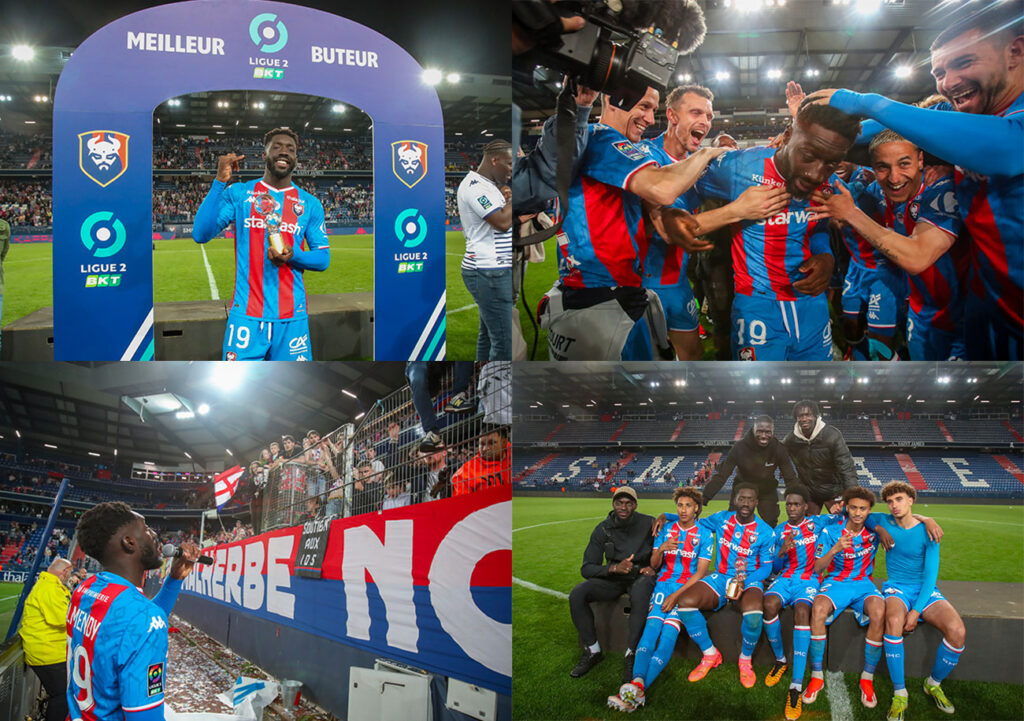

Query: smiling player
<box><xmin>193</xmin><ymin>127</ymin><xmax>330</xmax><ymax>361</ymax></box>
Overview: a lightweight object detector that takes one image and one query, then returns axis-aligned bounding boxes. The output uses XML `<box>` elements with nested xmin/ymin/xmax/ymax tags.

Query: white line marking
<box><xmin>0</xmin><ymin>594</ymin><xmax>22</xmax><ymax>602</ymax></box>
<box><xmin>201</xmin><ymin>244</ymin><xmax>220</xmax><ymax>300</ymax></box>
<box><xmin>121</xmin><ymin>308</ymin><xmax>154</xmax><ymax>361</ymax></box>
<box><xmin>410</xmin><ymin>291</ymin><xmax>447</xmax><ymax>360</ymax></box>
<box><xmin>513</xmin><ymin>577</ymin><xmax>568</xmax><ymax>600</ymax></box>
<box><xmin>921</xmin><ymin>515</ymin><xmax>1023</xmax><ymax>527</ymax></box>
<box><xmin>825</xmin><ymin>670</ymin><xmax>854</xmax><ymax>721</ymax></box>
<box><xmin>513</xmin><ymin>516</ymin><xmax>604</xmax><ymax>533</ymax></box>
<box><xmin>447</xmin><ymin>303</ymin><xmax>477</xmax><ymax>315</ymax></box>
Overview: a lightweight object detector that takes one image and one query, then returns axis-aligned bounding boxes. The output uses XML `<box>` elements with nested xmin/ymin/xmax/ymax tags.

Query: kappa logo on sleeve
<box><xmin>148</xmin><ymin>615</ymin><xmax>166</xmax><ymax>632</ymax></box>
<box><xmin>612</xmin><ymin>140</ymin><xmax>647</xmax><ymax>161</ymax></box>
<box><xmin>147</xmin><ymin>663</ymin><xmax>165</xmax><ymax>697</ymax></box>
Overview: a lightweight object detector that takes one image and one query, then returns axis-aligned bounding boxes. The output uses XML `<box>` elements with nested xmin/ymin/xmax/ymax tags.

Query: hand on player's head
<box><xmin>217</xmin><ymin>153</ymin><xmax>245</xmax><ymax>183</ymax></box>
<box><xmin>803</xmin><ymin>89</ymin><xmax>838</xmax><ymax>108</ymax></box>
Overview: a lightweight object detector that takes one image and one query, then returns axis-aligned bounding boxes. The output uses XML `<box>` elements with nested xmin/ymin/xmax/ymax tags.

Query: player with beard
<box><xmin>699</xmin><ymin>415</ymin><xmax>798</xmax><ymax>527</ymax></box>
<box><xmin>194</xmin><ymin>127</ymin><xmax>330</xmax><ymax>360</ymax></box>
<box><xmin>690</xmin><ymin>103</ymin><xmax>862</xmax><ymax>360</ymax></box>
<box><xmin>783</xmin><ymin>400</ymin><xmax>858</xmax><ymax>515</ymax></box>
<box><xmin>67</xmin><ymin>502</ymin><xmax>200</xmax><ymax>721</ymax></box>
<box><xmin>808</xmin><ymin>5</ymin><xmax>1023</xmax><ymax>359</ymax></box>
<box><xmin>811</xmin><ymin>131</ymin><xmax>969</xmax><ymax>360</ymax></box>
<box><xmin>640</xmin><ymin>86</ymin><xmax>792</xmax><ymax>359</ymax></box>
<box><xmin>540</xmin><ymin>87</ymin><xmax>726</xmax><ymax>361</ymax></box>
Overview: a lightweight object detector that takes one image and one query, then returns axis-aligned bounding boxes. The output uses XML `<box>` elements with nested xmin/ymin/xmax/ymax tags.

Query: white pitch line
<box><xmin>513</xmin><ymin>516</ymin><xmax>604</xmax><ymax>533</ymax></box>
<box><xmin>447</xmin><ymin>303</ymin><xmax>478</xmax><ymax>315</ymax></box>
<box><xmin>200</xmin><ymin>244</ymin><xmax>220</xmax><ymax>301</ymax></box>
<box><xmin>824</xmin><ymin>671</ymin><xmax>854</xmax><ymax>721</ymax></box>
<box><xmin>920</xmin><ymin>516</ymin><xmax>1023</xmax><ymax>527</ymax></box>
<box><xmin>513</xmin><ymin>577</ymin><xmax>569</xmax><ymax>600</ymax></box>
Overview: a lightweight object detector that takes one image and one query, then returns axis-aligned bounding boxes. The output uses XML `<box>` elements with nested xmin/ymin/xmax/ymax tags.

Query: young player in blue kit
<box><xmin>67</xmin><ymin>502</ymin><xmax>200</xmax><ymax>721</ymax></box>
<box><xmin>692</xmin><ymin>103</ymin><xmax>862</xmax><ymax>360</ymax></box>
<box><xmin>608</xmin><ymin>487</ymin><xmax>714</xmax><ymax>712</ymax></box>
<box><xmin>876</xmin><ymin>481</ymin><xmax>965</xmax><ymax>721</ymax></box>
<box><xmin>193</xmin><ymin>128</ymin><xmax>330</xmax><ymax>360</ymax></box>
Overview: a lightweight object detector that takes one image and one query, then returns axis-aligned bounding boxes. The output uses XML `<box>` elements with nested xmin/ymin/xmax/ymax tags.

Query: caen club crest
<box><xmin>392</xmin><ymin>140</ymin><xmax>428</xmax><ymax>188</ymax></box>
<box><xmin>292</xmin><ymin>200</ymin><xmax>304</xmax><ymax>217</ymax></box>
<box><xmin>908</xmin><ymin>201</ymin><xmax>919</xmax><ymax>221</ymax></box>
<box><xmin>78</xmin><ymin>131</ymin><xmax>129</xmax><ymax>187</ymax></box>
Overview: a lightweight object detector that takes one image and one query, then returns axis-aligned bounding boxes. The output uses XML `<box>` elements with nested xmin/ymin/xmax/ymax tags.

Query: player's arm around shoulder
<box><xmin>627</xmin><ymin>146</ymin><xmax>728</xmax><ymax>206</ymax></box>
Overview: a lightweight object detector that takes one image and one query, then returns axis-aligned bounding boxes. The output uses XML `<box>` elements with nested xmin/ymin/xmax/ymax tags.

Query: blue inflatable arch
<box><xmin>53</xmin><ymin>0</ymin><xmax>446</xmax><ymax>360</ymax></box>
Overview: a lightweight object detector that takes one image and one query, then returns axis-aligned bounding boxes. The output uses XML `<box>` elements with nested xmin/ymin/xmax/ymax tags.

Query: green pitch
<box><xmin>1</xmin><ymin>232</ymin><xmax>482</xmax><ymax>359</ymax></box>
<box><xmin>513</xmin><ymin>496</ymin><xmax>1024</xmax><ymax>720</ymax></box>
<box><xmin>0</xmin><ymin>581</ymin><xmax>24</xmax><ymax>638</ymax></box>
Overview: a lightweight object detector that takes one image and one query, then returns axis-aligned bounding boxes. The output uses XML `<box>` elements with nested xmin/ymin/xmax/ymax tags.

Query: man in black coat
<box><xmin>782</xmin><ymin>400</ymin><xmax>859</xmax><ymax>514</ymax></box>
<box><xmin>701</xmin><ymin>415</ymin><xmax>798</xmax><ymax>526</ymax></box>
<box><xmin>568</xmin><ymin>486</ymin><xmax>655</xmax><ymax>681</ymax></box>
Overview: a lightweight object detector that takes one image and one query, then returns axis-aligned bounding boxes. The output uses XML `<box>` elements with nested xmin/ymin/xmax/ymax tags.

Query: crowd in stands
<box><xmin>0</xmin><ymin>522</ymin><xmax>71</xmax><ymax>572</ymax></box>
<box><xmin>0</xmin><ymin>133</ymin><xmax>51</xmax><ymax>169</ymax></box>
<box><xmin>0</xmin><ymin>179</ymin><xmax>52</xmax><ymax>226</ymax></box>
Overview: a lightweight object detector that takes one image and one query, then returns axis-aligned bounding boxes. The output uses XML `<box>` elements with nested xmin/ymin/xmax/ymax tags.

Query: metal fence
<box><xmin>256</xmin><ymin>361</ymin><xmax>512</xmax><ymax>533</ymax></box>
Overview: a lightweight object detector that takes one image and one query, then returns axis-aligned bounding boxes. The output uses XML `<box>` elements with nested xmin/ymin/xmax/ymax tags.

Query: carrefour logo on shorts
<box><xmin>395</xmin><ymin>208</ymin><xmax>427</xmax><ymax>249</ymax></box>
<box><xmin>250</xmin><ymin>13</ymin><xmax>288</xmax><ymax>53</ymax></box>
<box><xmin>80</xmin><ymin>212</ymin><xmax>127</xmax><ymax>258</ymax></box>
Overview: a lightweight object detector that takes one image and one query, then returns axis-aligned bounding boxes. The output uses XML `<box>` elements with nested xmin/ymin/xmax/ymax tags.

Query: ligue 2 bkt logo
<box><xmin>392</xmin><ymin>141</ymin><xmax>428</xmax><ymax>188</ymax></box>
<box><xmin>249</xmin><ymin>13</ymin><xmax>288</xmax><ymax>53</ymax></box>
<box><xmin>395</xmin><ymin>208</ymin><xmax>427</xmax><ymax>248</ymax></box>
<box><xmin>78</xmin><ymin>131</ymin><xmax>129</xmax><ymax>187</ymax></box>
<box><xmin>80</xmin><ymin>211</ymin><xmax>127</xmax><ymax>258</ymax></box>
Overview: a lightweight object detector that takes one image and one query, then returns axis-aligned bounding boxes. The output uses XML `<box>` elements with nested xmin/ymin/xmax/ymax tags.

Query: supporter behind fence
<box><xmin>257</xmin><ymin>362</ymin><xmax>511</xmax><ymax>532</ymax></box>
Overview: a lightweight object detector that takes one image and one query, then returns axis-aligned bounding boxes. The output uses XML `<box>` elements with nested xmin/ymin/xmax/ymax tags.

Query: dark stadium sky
<box><xmin>2</xmin><ymin>0</ymin><xmax>507</xmax><ymax>76</ymax></box>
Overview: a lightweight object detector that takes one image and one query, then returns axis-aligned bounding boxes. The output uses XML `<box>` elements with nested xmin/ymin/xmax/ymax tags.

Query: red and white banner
<box><xmin>213</xmin><ymin>465</ymin><xmax>244</xmax><ymax>509</ymax></box>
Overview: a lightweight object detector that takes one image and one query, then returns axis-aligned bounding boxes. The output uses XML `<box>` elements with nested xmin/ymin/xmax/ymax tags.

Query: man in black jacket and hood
<box><xmin>701</xmin><ymin>415</ymin><xmax>798</xmax><ymax>527</ymax></box>
<box><xmin>568</xmin><ymin>485</ymin><xmax>655</xmax><ymax>681</ymax></box>
<box><xmin>783</xmin><ymin>400</ymin><xmax>858</xmax><ymax>514</ymax></box>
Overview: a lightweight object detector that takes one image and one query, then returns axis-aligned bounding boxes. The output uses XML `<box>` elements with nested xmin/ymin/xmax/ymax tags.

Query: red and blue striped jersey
<box><xmin>558</xmin><ymin>124</ymin><xmax>655</xmax><ymax>288</ymax></box>
<box><xmin>698</xmin><ymin>509</ymin><xmax>774</xmax><ymax>581</ymax></box>
<box><xmin>67</xmin><ymin>572</ymin><xmax>181</xmax><ymax>721</ymax></box>
<box><xmin>879</xmin><ymin>176</ymin><xmax>967</xmax><ymax>333</ymax></box>
<box><xmin>194</xmin><ymin>179</ymin><xmax>330</xmax><ymax>320</ymax></box>
<box><xmin>652</xmin><ymin>521</ymin><xmax>714</xmax><ymax>590</ymax></box>
<box><xmin>637</xmin><ymin>133</ymin><xmax>701</xmax><ymax>288</ymax></box>
<box><xmin>816</xmin><ymin>523</ymin><xmax>879</xmax><ymax>582</ymax></box>
<box><xmin>695</xmin><ymin>147</ymin><xmax>832</xmax><ymax>300</ymax></box>
<box><xmin>773</xmin><ymin>514</ymin><xmax>845</xmax><ymax>581</ymax></box>
<box><xmin>954</xmin><ymin>91</ymin><xmax>1024</xmax><ymax>332</ymax></box>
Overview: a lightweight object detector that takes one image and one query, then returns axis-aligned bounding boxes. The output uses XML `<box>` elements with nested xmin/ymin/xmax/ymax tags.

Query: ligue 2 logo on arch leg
<box><xmin>249</xmin><ymin>13</ymin><xmax>288</xmax><ymax>53</ymax></box>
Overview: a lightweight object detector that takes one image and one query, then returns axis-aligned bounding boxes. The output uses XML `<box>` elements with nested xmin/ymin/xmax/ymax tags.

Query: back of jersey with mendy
<box><xmin>193</xmin><ymin>178</ymin><xmax>329</xmax><ymax>320</ymax></box>
<box><xmin>67</xmin><ymin>572</ymin><xmax>180</xmax><ymax>721</ymax></box>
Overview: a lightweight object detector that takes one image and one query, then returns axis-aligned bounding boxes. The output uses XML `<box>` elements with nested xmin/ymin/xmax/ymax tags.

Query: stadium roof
<box><xmin>513</xmin><ymin>362</ymin><xmax>1024</xmax><ymax>415</ymax></box>
<box><xmin>0</xmin><ymin>0</ymin><xmax>509</xmax><ymax>139</ymax></box>
<box><xmin>515</xmin><ymin>0</ymin><xmax>998</xmax><ymax>122</ymax></box>
<box><xmin>0</xmin><ymin>362</ymin><xmax>409</xmax><ymax>469</ymax></box>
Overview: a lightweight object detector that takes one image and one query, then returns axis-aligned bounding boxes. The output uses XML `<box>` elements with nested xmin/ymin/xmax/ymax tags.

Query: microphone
<box><xmin>162</xmin><ymin>543</ymin><xmax>214</xmax><ymax>566</ymax></box>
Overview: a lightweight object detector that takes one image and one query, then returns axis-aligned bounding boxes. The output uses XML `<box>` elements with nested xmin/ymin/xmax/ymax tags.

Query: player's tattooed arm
<box><xmin>646</xmin><ymin>204</ymin><xmax>713</xmax><ymax>252</ymax></box>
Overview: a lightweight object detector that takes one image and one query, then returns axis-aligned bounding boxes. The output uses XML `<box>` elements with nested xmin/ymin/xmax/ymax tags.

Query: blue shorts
<box><xmin>766</xmin><ymin>575</ymin><xmax>821</xmax><ymax>608</ymax></box>
<box><xmin>646</xmin><ymin>587</ymin><xmax>684</xmax><ymax>628</ymax></box>
<box><xmin>651</xmin><ymin>284</ymin><xmax>700</xmax><ymax>333</ymax></box>
<box><xmin>698</xmin><ymin>572</ymin><xmax>765</xmax><ymax>611</ymax></box>
<box><xmin>906</xmin><ymin>310</ymin><xmax>966</xmax><ymax>360</ymax></box>
<box><xmin>621</xmin><ymin>315</ymin><xmax>653</xmax><ymax>360</ymax></box>
<box><xmin>732</xmin><ymin>294</ymin><xmax>832</xmax><ymax>361</ymax></box>
<box><xmin>841</xmin><ymin>263</ymin><xmax>907</xmax><ymax>337</ymax></box>
<box><xmin>224</xmin><ymin>314</ymin><xmax>312</xmax><ymax>361</ymax></box>
<box><xmin>819</xmin><ymin>578</ymin><xmax>882</xmax><ymax>627</ymax></box>
<box><xmin>882</xmin><ymin>581</ymin><xmax>946</xmax><ymax>614</ymax></box>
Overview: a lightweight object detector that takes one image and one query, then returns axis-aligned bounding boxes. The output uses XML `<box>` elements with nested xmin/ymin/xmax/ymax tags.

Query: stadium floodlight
<box><xmin>88</xmin><ymin>452</ymin><xmax>100</xmax><ymax>457</ymax></box>
<box><xmin>225</xmin><ymin>448</ymin><xmax>233</xmax><ymax>456</ymax></box>
<box><xmin>175</xmin><ymin>410</ymin><xmax>195</xmax><ymax>419</ymax></box>
<box><xmin>175</xmin><ymin>123</ymin><xmax>185</xmax><ymax>128</ymax></box>
<box><xmin>167</xmin><ymin>98</ymin><xmax>181</xmax><ymax>107</ymax></box>
<box><xmin>734</xmin><ymin>0</ymin><xmax>763</xmax><ymax>13</ymax></box>
<box><xmin>766</xmin><ymin>69</ymin><xmax>782</xmax><ymax>80</ymax></box>
<box><xmin>197</xmin><ymin>403</ymin><xmax>210</xmax><ymax>415</ymax></box>
<box><xmin>804</xmin><ymin>68</ymin><xmax>820</xmax><ymax>78</ymax></box>
<box><xmin>342</xmin><ymin>388</ymin><xmax>357</xmax><ymax>398</ymax></box>
<box><xmin>715</xmin><ymin>71</ymin><xmax>730</xmax><ymax>81</ymax></box>
<box><xmin>12</xmin><ymin>45</ymin><xmax>34</xmax><ymax>62</ymax></box>
<box><xmin>331</xmin><ymin>103</ymin><xmax>346</xmax><ymax>113</ymax></box>
<box><xmin>824</xmin><ymin>376</ymin><xmax>835</xmax><ymax>384</ymax></box>
<box><xmin>0</xmin><ymin>95</ymin><xmax>10</xmax><ymax>102</ymax></box>
<box><xmin>184</xmin><ymin>452</ymin><xmax>192</xmax><ymax>459</ymax></box>
<box><xmin>253</xmin><ymin>102</ymin><xmax>265</xmax><ymax>109</ymax></box>
<box><xmin>677</xmin><ymin>72</ymin><xmax>693</xmax><ymax>82</ymax></box>
<box><xmin>855</xmin><ymin>0</ymin><xmax>883</xmax><ymax>13</ymax></box>
<box><xmin>44</xmin><ymin>443</ymin><xmax>57</xmax><ymax>449</ymax></box>
<box><xmin>14</xmin><ymin>430</ymin><xmax>20</xmax><ymax>438</ymax></box>
<box><xmin>446</xmin><ymin>72</ymin><xmax>461</xmax><ymax>83</ymax></box>
<box><xmin>355</xmin><ymin>412</ymin><xmax>365</xmax><ymax>420</ymax></box>
<box><xmin>894</xmin><ymin>65</ymin><xmax>912</xmax><ymax>79</ymax></box>
<box><xmin>749</xmin><ymin>378</ymin><xmax>760</xmax><ymax>385</ymax></box>
<box><xmin>313</xmin><ymin>126</ymin><xmax>323</xmax><ymax>130</ymax></box>
<box><xmin>422</xmin><ymin>68</ymin><xmax>443</xmax><ymax>85</ymax></box>
<box><xmin>209</xmin><ymin>362</ymin><xmax>244</xmax><ymax>391</ymax></box>
<box><xmin>937</xmin><ymin>375</ymin><xmax>951</xmax><ymax>384</ymax></box>
<box><xmin>858</xmin><ymin>377</ymin><xmax>870</xmax><ymax>384</ymax></box>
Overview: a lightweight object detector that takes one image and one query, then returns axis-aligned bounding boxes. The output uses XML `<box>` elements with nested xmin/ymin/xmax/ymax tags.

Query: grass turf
<box><xmin>512</xmin><ymin>496</ymin><xmax>1024</xmax><ymax>720</ymax></box>
<box><xmin>0</xmin><ymin>581</ymin><xmax>24</xmax><ymax>638</ymax></box>
<box><xmin>2</xmin><ymin>231</ymin><xmax>483</xmax><ymax>359</ymax></box>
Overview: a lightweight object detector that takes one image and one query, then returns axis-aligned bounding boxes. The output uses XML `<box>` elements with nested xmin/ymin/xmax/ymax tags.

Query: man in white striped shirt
<box><xmin>458</xmin><ymin>140</ymin><xmax>514</xmax><ymax>360</ymax></box>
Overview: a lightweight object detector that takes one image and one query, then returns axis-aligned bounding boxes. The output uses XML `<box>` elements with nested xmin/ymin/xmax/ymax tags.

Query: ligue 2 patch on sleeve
<box><xmin>612</xmin><ymin>140</ymin><xmax>647</xmax><ymax>161</ymax></box>
<box><xmin>477</xmin><ymin>195</ymin><xmax>492</xmax><ymax>210</ymax></box>
<box><xmin>148</xmin><ymin>663</ymin><xmax>165</xmax><ymax>697</ymax></box>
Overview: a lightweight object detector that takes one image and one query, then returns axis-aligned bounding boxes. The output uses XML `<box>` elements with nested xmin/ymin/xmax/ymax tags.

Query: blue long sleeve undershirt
<box><xmin>831</xmin><ymin>89</ymin><xmax>1024</xmax><ymax>178</ymax></box>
